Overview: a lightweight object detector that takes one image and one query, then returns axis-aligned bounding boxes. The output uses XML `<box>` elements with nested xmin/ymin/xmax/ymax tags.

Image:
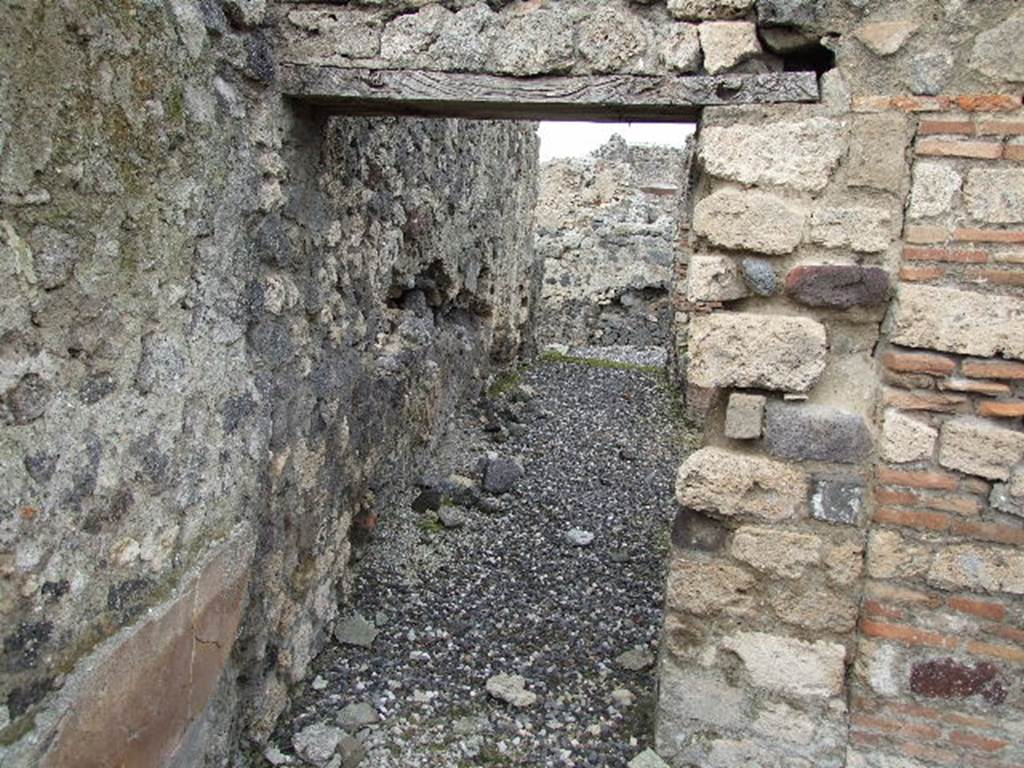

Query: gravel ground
<box><xmin>268</xmin><ymin>349</ymin><xmax>696</xmax><ymax>768</ymax></box>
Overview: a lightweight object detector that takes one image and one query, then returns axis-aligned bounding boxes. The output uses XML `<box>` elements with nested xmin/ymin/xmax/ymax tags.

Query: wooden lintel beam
<box><xmin>279</xmin><ymin>66</ymin><xmax>820</xmax><ymax>122</ymax></box>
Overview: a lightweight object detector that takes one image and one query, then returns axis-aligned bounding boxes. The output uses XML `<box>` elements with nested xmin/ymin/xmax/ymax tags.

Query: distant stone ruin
<box><xmin>535</xmin><ymin>135</ymin><xmax>691</xmax><ymax>348</ymax></box>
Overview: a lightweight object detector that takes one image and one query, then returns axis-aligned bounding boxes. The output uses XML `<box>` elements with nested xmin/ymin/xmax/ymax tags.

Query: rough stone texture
<box><xmin>535</xmin><ymin>135</ymin><xmax>688</xmax><ymax>346</ymax></box>
<box><xmin>891</xmin><ymin>285</ymin><xmax>1024</xmax><ymax>361</ymax></box>
<box><xmin>699</xmin><ymin>118</ymin><xmax>844</xmax><ymax>192</ymax></box>
<box><xmin>880</xmin><ymin>409</ymin><xmax>937</xmax><ymax>464</ymax></box>
<box><xmin>929</xmin><ymin>545</ymin><xmax>1024</xmax><ymax>595</ymax></box>
<box><xmin>729</xmin><ymin>526</ymin><xmax>821</xmax><ymax>578</ymax></box>
<box><xmin>676</xmin><ymin>447</ymin><xmax>809</xmax><ymax>521</ymax></box>
<box><xmin>693</xmin><ymin>188</ymin><xmax>806</xmax><ymax>255</ymax></box>
<box><xmin>740</xmin><ymin>257</ymin><xmax>782</xmax><ymax>296</ymax></box>
<box><xmin>808</xmin><ymin>206</ymin><xmax>893</xmax><ymax>253</ymax></box>
<box><xmin>938</xmin><ymin>417</ymin><xmax>1024</xmax><ymax>480</ymax></box>
<box><xmin>784</xmin><ymin>265</ymin><xmax>890</xmax><ymax>309</ymax></box>
<box><xmin>964</xmin><ymin>168</ymin><xmax>1024</xmax><ymax>224</ymax></box>
<box><xmin>846</xmin><ymin>113</ymin><xmax>910</xmax><ymax>192</ymax></box>
<box><xmin>687</xmin><ymin>255</ymin><xmax>748</xmax><ymax>303</ymax></box>
<box><xmin>720</xmin><ymin>631</ymin><xmax>847</xmax><ymax>697</ymax></box>
<box><xmin>660</xmin><ymin>23</ymin><xmax>703</xmax><ymax>73</ymax></box>
<box><xmin>687</xmin><ymin>312</ymin><xmax>827</xmax><ymax>392</ymax></box>
<box><xmin>854</xmin><ymin>21</ymin><xmax>920</xmax><ymax>57</ymax></box>
<box><xmin>908</xmin><ymin>162</ymin><xmax>962</xmax><ymax>219</ymax></box>
<box><xmin>970</xmin><ymin>10</ymin><xmax>1024</xmax><ymax>83</ymax></box>
<box><xmin>763</xmin><ymin>402</ymin><xmax>873</xmax><ymax>463</ymax></box>
<box><xmin>667</xmin><ymin>0</ymin><xmax>755</xmax><ymax>21</ymax></box>
<box><xmin>666</xmin><ymin>557</ymin><xmax>757</xmax><ymax>616</ymax></box>
<box><xmin>724</xmin><ymin>393</ymin><xmax>765</xmax><ymax>440</ymax></box>
<box><xmin>698</xmin><ymin>22</ymin><xmax>763</xmax><ymax>74</ymax></box>
<box><xmin>810</xmin><ymin>477</ymin><xmax>864</xmax><ymax>526</ymax></box>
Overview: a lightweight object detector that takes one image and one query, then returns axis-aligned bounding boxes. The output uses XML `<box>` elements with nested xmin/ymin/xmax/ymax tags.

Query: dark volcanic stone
<box><xmin>763</xmin><ymin>402</ymin><xmax>873</xmax><ymax>463</ymax></box>
<box><xmin>739</xmin><ymin>258</ymin><xmax>781</xmax><ymax>297</ymax></box>
<box><xmin>910</xmin><ymin>658</ymin><xmax>1006</xmax><ymax>705</ymax></box>
<box><xmin>482</xmin><ymin>456</ymin><xmax>524</xmax><ymax>494</ymax></box>
<box><xmin>411</xmin><ymin>488</ymin><xmax>443</xmax><ymax>513</ymax></box>
<box><xmin>784</xmin><ymin>265</ymin><xmax>890</xmax><ymax>308</ymax></box>
<box><xmin>671</xmin><ymin>507</ymin><xmax>728</xmax><ymax>551</ymax></box>
<box><xmin>809</xmin><ymin>476</ymin><xmax>864</xmax><ymax>525</ymax></box>
<box><xmin>757</xmin><ymin>0</ymin><xmax>821</xmax><ymax>27</ymax></box>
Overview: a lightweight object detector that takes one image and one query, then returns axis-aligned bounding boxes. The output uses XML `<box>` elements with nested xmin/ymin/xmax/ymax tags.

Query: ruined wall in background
<box><xmin>535</xmin><ymin>136</ymin><xmax>689</xmax><ymax>348</ymax></box>
<box><xmin>0</xmin><ymin>2</ymin><xmax>538</xmax><ymax>764</ymax></box>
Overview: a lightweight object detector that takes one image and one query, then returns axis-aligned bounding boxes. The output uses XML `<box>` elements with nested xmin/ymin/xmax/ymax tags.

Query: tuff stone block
<box><xmin>693</xmin><ymin>189</ymin><xmax>806</xmax><ymax>255</ymax></box>
<box><xmin>891</xmin><ymin>285</ymin><xmax>1024</xmax><ymax>361</ymax></box>
<box><xmin>938</xmin><ymin>417</ymin><xmax>1024</xmax><ymax>480</ymax></box>
<box><xmin>725</xmin><ymin>393</ymin><xmax>766</xmax><ymax>440</ymax></box>
<box><xmin>970</xmin><ymin>10</ymin><xmax>1024</xmax><ymax>83</ymax></box>
<box><xmin>756</xmin><ymin>0</ymin><xmax>820</xmax><ymax>27</ymax></box>
<box><xmin>729</xmin><ymin>525</ymin><xmax>822</xmax><ymax>578</ymax></box>
<box><xmin>810</xmin><ymin>476</ymin><xmax>864</xmax><ymax>525</ymax></box>
<box><xmin>964</xmin><ymin>168</ymin><xmax>1024</xmax><ymax>224</ymax></box>
<box><xmin>698</xmin><ymin>118</ymin><xmax>844</xmax><ymax>192</ymax></box>
<box><xmin>929</xmin><ymin>544</ymin><xmax>1024</xmax><ymax>595</ymax></box>
<box><xmin>687</xmin><ymin>255</ymin><xmax>748</xmax><ymax>302</ymax></box>
<box><xmin>784</xmin><ymin>264</ymin><xmax>890</xmax><ymax>308</ymax></box>
<box><xmin>764</xmin><ymin>402</ymin><xmax>874</xmax><ymax>463</ymax></box>
<box><xmin>660</xmin><ymin>23</ymin><xmax>702</xmax><ymax>73</ymax></box>
<box><xmin>772</xmin><ymin>587</ymin><xmax>859</xmax><ymax>633</ymax></box>
<box><xmin>847</xmin><ymin>113</ymin><xmax>910</xmax><ymax>192</ymax></box>
<box><xmin>667</xmin><ymin>0</ymin><xmax>755</xmax><ymax>22</ymax></box>
<box><xmin>908</xmin><ymin>162</ymin><xmax>962</xmax><ymax>219</ymax></box>
<box><xmin>854</xmin><ymin>21</ymin><xmax>920</xmax><ymax>56</ymax></box>
<box><xmin>880</xmin><ymin>409</ymin><xmax>937</xmax><ymax>464</ymax></box>
<box><xmin>698</xmin><ymin>22</ymin><xmax>763</xmax><ymax>74</ymax></box>
<box><xmin>676</xmin><ymin>447</ymin><xmax>809</xmax><ymax>521</ymax></box>
<box><xmin>665</xmin><ymin>557</ymin><xmax>757</xmax><ymax>616</ymax></box>
<box><xmin>688</xmin><ymin>312</ymin><xmax>827</xmax><ymax>392</ymax></box>
<box><xmin>809</xmin><ymin>206</ymin><xmax>893</xmax><ymax>253</ymax></box>
<box><xmin>720</xmin><ymin>631</ymin><xmax>846</xmax><ymax>697</ymax></box>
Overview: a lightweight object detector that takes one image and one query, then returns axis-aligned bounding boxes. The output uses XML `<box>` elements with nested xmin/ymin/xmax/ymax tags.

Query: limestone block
<box><xmin>847</xmin><ymin>113</ymin><xmax>910</xmax><ymax>192</ymax></box>
<box><xmin>687</xmin><ymin>254</ymin><xmax>747</xmax><ymax>302</ymax></box>
<box><xmin>699</xmin><ymin>118</ymin><xmax>844</xmax><ymax>192</ymax></box>
<box><xmin>784</xmin><ymin>264</ymin><xmax>890</xmax><ymax>308</ymax></box>
<box><xmin>880</xmin><ymin>409</ymin><xmax>937</xmax><ymax>464</ymax></box>
<box><xmin>764</xmin><ymin>402</ymin><xmax>874</xmax><ymax>463</ymax></box>
<box><xmin>725</xmin><ymin>392</ymin><xmax>765</xmax><ymax>440</ymax></box>
<box><xmin>688</xmin><ymin>312</ymin><xmax>827</xmax><ymax>391</ymax></box>
<box><xmin>907</xmin><ymin>162</ymin><xmax>961</xmax><ymax>219</ymax></box>
<box><xmin>970</xmin><ymin>11</ymin><xmax>1024</xmax><ymax>83</ymax></box>
<box><xmin>891</xmin><ymin>285</ymin><xmax>1024</xmax><ymax>361</ymax></box>
<box><xmin>660</xmin><ymin>23</ymin><xmax>702</xmax><ymax>73</ymax></box>
<box><xmin>808</xmin><ymin>206</ymin><xmax>893</xmax><ymax>253</ymax></box>
<box><xmin>810</xmin><ymin>476</ymin><xmax>864</xmax><ymax>525</ymax></box>
<box><xmin>729</xmin><ymin>525</ymin><xmax>822</xmax><ymax>578</ymax></box>
<box><xmin>938</xmin><ymin>417</ymin><xmax>1024</xmax><ymax>480</ymax></box>
<box><xmin>929</xmin><ymin>544</ymin><xmax>1024</xmax><ymax>595</ymax></box>
<box><xmin>854</xmin><ymin>21</ymin><xmax>920</xmax><ymax>56</ymax></box>
<box><xmin>698</xmin><ymin>22</ymin><xmax>762</xmax><ymax>74</ymax></box>
<box><xmin>676</xmin><ymin>446</ymin><xmax>809</xmax><ymax>521</ymax></box>
<box><xmin>721</xmin><ymin>631</ymin><xmax>846</xmax><ymax>697</ymax></box>
<box><xmin>693</xmin><ymin>189</ymin><xmax>806</xmax><ymax>255</ymax></box>
<box><xmin>666</xmin><ymin>557</ymin><xmax>757</xmax><ymax>615</ymax></box>
<box><xmin>667</xmin><ymin>0</ymin><xmax>754</xmax><ymax>21</ymax></box>
<box><xmin>964</xmin><ymin>168</ymin><xmax>1024</xmax><ymax>224</ymax></box>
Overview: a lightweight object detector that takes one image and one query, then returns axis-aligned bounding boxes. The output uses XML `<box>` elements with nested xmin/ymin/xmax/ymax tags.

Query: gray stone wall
<box><xmin>0</xmin><ymin>2</ymin><xmax>538</xmax><ymax>763</ymax></box>
<box><xmin>535</xmin><ymin>135</ymin><xmax>690</xmax><ymax>347</ymax></box>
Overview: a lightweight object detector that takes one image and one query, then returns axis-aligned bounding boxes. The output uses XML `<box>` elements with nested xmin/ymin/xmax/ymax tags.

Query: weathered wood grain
<box><xmin>279</xmin><ymin>66</ymin><xmax>820</xmax><ymax>121</ymax></box>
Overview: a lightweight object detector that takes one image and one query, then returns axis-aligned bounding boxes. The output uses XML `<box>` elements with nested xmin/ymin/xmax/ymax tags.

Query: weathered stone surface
<box><xmin>721</xmin><ymin>631</ymin><xmax>846</xmax><ymax>697</ymax></box>
<box><xmin>494</xmin><ymin>10</ymin><xmax>575</xmax><ymax>76</ymax></box>
<box><xmin>700</xmin><ymin>118</ymin><xmax>844</xmax><ymax>192</ymax></box>
<box><xmin>854</xmin><ymin>21</ymin><xmax>920</xmax><ymax>56</ymax></box>
<box><xmin>725</xmin><ymin>393</ymin><xmax>766</xmax><ymax>440</ymax></box>
<box><xmin>938</xmin><ymin>417</ymin><xmax>1024</xmax><ymax>480</ymax></box>
<box><xmin>909</xmin><ymin>658</ymin><xmax>1007</xmax><ymax>705</ymax></box>
<box><xmin>676</xmin><ymin>447</ymin><xmax>809</xmax><ymax>521</ymax></box>
<box><xmin>809</xmin><ymin>206</ymin><xmax>893</xmax><ymax>253</ymax></box>
<box><xmin>667</xmin><ymin>0</ymin><xmax>755</xmax><ymax>20</ymax></box>
<box><xmin>338</xmin><ymin>701</ymin><xmax>379</xmax><ymax>729</ymax></box>
<box><xmin>880</xmin><ymin>410</ymin><xmax>937</xmax><ymax>464</ymax></box>
<box><xmin>482</xmin><ymin>455</ymin><xmax>525</xmax><ymax>494</ymax></box>
<box><xmin>964</xmin><ymin>168</ymin><xmax>1024</xmax><ymax>224</ymax></box>
<box><xmin>764</xmin><ymin>402</ymin><xmax>874</xmax><ymax>463</ymax></box>
<box><xmin>293</xmin><ymin>722</ymin><xmax>345</xmax><ymax>767</ymax></box>
<box><xmin>699</xmin><ymin>22</ymin><xmax>763</xmax><ymax>74</ymax></box>
<box><xmin>486</xmin><ymin>673</ymin><xmax>538</xmax><ymax>708</ymax></box>
<box><xmin>687</xmin><ymin>255</ymin><xmax>747</xmax><ymax>302</ymax></box>
<box><xmin>911</xmin><ymin>49</ymin><xmax>954</xmax><ymax>96</ymax></box>
<box><xmin>730</xmin><ymin>526</ymin><xmax>821</xmax><ymax>578</ymax></box>
<box><xmin>284</xmin><ymin>8</ymin><xmax>382</xmax><ymax>64</ymax></box>
<box><xmin>784</xmin><ymin>264</ymin><xmax>890</xmax><ymax>308</ymax></box>
<box><xmin>334</xmin><ymin>612</ymin><xmax>378</xmax><ymax>648</ymax></box>
<box><xmin>578</xmin><ymin>7</ymin><xmax>650</xmax><ymax>74</ymax></box>
<box><xmin>660</xmin><ymin>23</ymin><xmax>702</xmax><ymax>73</ymax></box>
<box><xmin>656</xmin><ymin>661</ymin><xmax>749</xmax><ymax>732</ymax></box>
<box><xmin>28</xmin><ymin>225</ymin><xmax>78</xmax><ymax>290</ymax></box>
<box><xmin>970</xmin><ymin>10</ymin><xmax>1024</xmax><ymax>83</ymax></box>
<box><xmin>688</xmin><ymin>312</ymin><xmax>827</xmax><ymax>391</ymax></box>
<box><xmin>929</xmin><ymin>544</ymin><xmax>1024</xmax><ymax>595</ymax></box>
<box><xmin>810</xmin><ymin>476</ymin><xmax>864</xmax><ymax>525</ymax></box>
<box><xmin>847</xmin><ymin>113</ymin><xmax>910</xmax><ymax>192</ymax></box>
<box><xmin>990</xmin><ymin>482</ymin><xmax>1024</xmax><ymax>519</ymax></box>
<box><xmin>891</xmin><ymin>285</ymin><xmax>1024</xmax><ymax>361</ymax></box>
<box><xmin>628</xmin><ymin>748</ymin><xmax>671</xmax><ymax>768</ymax></box>
<box><xmin>666</xmin><ymin>557</ymin><xmax>757</xmax><ymax>615</ymax></box>
<box><xmin>740</xmin><ymin>257</ymin><xmax>781</xmax><ymax>296</ymax></box>
<box><xmin>693</xmin><ymin>189</ymin><xmax>806</xmax><ymax>254</ymax></box>
<box><xmin>756</xmin><ymin>0</ymin><xmax>819</xmax><ymax>27</ymax></box>
<box><xmin>773</xmin><ymin>587</ymin><xmax>859</xmax><ymax>633</ymax></box>
<box><xmin>867</xmin><ymin>530</ymin><xmax>930</xmax><ymax>581</ymax></box>
<box><xmin>908</xmin><ymin>162</ymin><xmax>961</xmax><ymax>219</ymax></box>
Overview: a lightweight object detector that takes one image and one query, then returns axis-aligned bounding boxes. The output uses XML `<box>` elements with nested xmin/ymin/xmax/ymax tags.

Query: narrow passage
<box><xmin>274</xmin><ymin>348</ymin><xmax>695</xmax><ymax>767</ymax></box>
